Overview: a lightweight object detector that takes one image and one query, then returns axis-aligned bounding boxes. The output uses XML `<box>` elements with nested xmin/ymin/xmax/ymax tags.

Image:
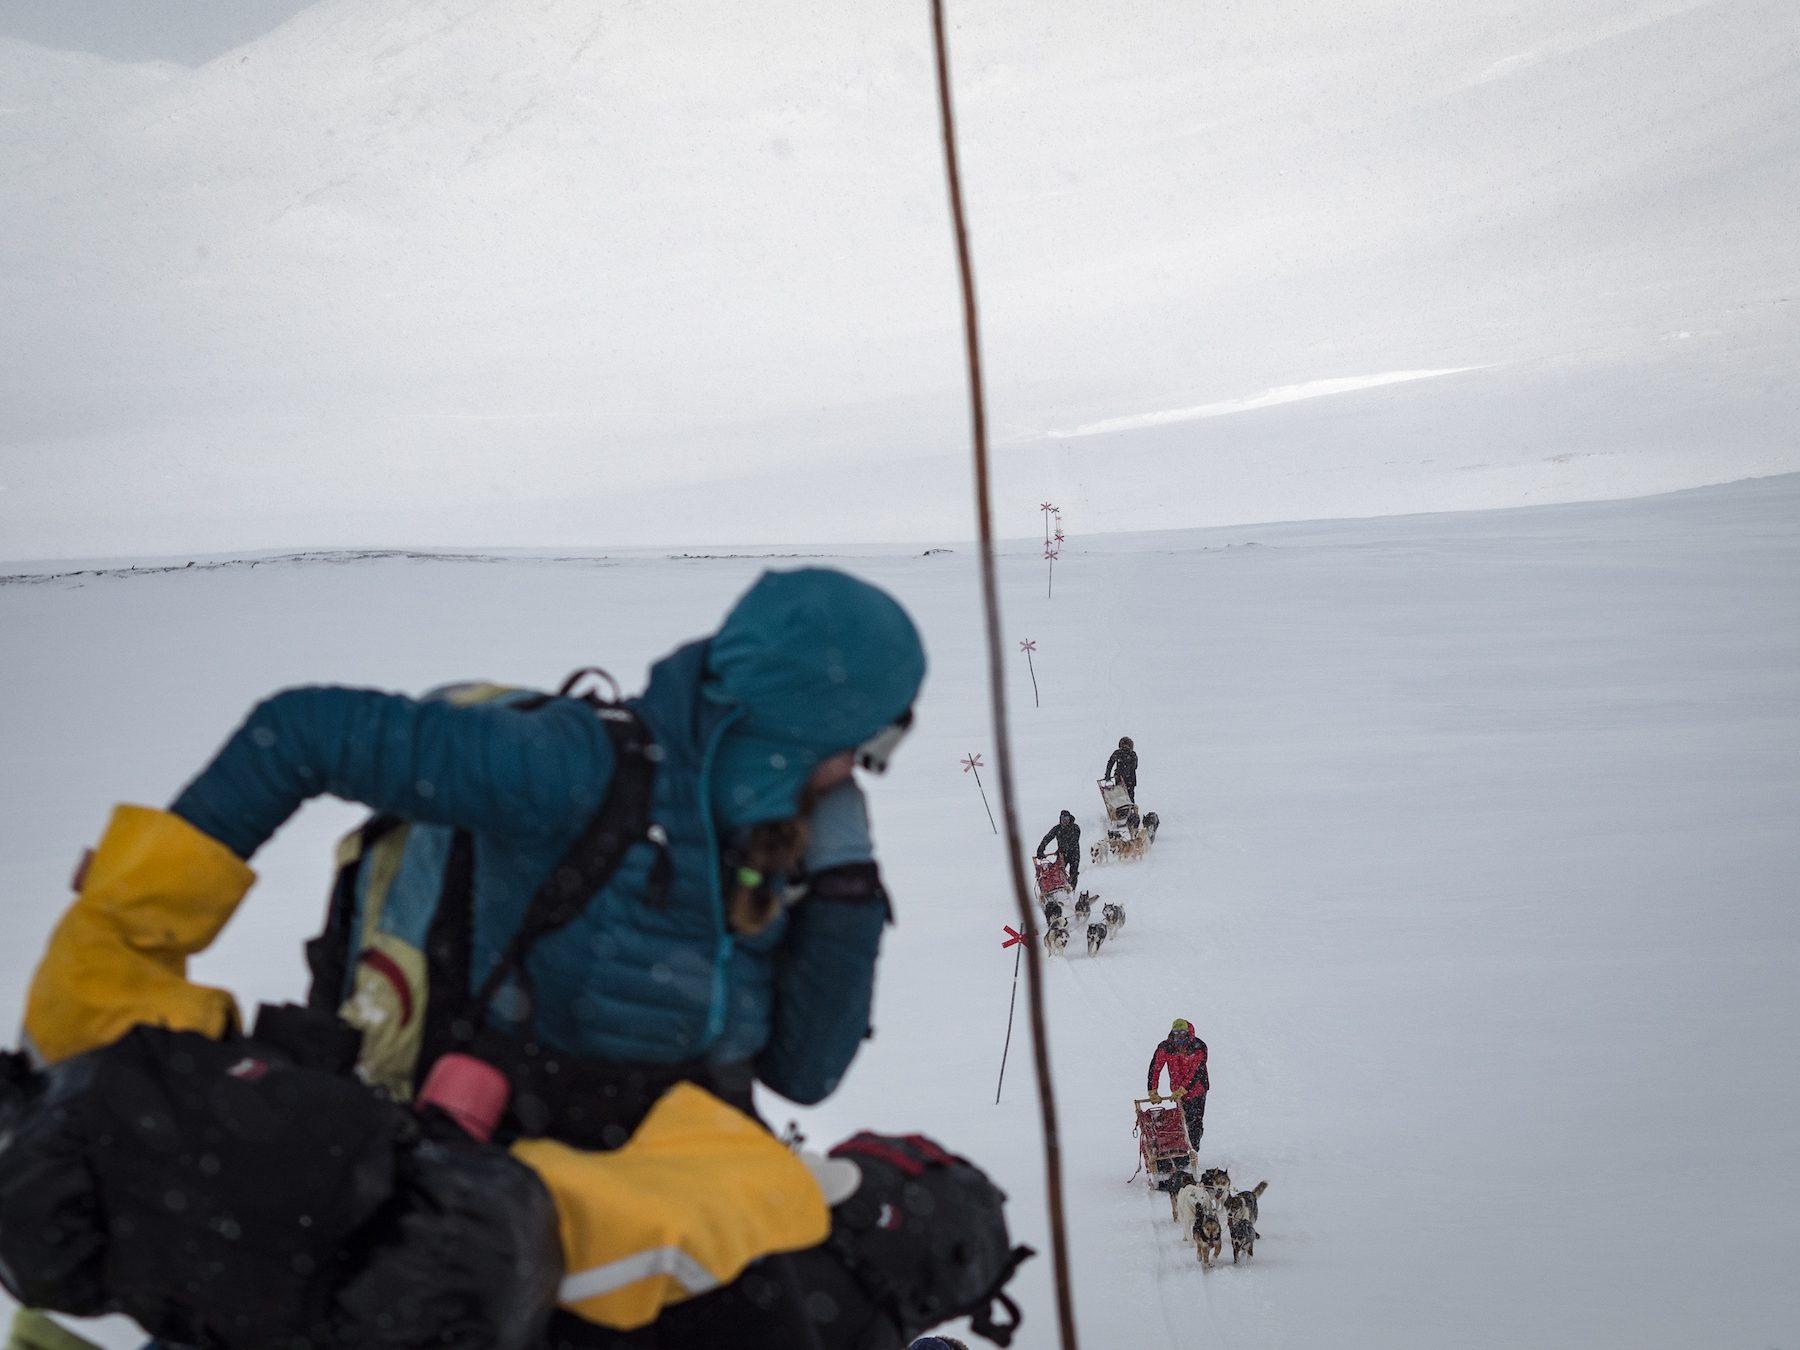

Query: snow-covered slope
<box><xmin>2</xmin><ymin>0</ymin><xmax>1796</xmax><ymax>556</ymax></box>
<box><xmin>0</xmin><ymin>36</ymin><xmax>180</xmax><ymax>163</ymax></box>
<box><xmin>3</xmin><ymin>475</ymin><xmax>1796</xmax><ymax>1347</ymax></box>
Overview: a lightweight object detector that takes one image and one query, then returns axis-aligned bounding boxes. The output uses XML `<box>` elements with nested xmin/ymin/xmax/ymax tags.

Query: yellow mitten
<box><xmin>24</xmin><ymin>804</ymin><xmax>253</xmax><ymax>1065</ymax></box>
<box><xmin>512</xmin><ymin>1083</ymin><xmax>830</xmax><ymax>1331</ymax></box>
<box><xmin>4</xmin><ymin>1309</ymin><xmax>104</xmax><ymax>1350</ymax></box>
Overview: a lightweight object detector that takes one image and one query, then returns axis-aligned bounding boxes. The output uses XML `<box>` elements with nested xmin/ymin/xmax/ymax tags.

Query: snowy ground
<box><xmin>3</xmin><ymin>476</ymin><xmax>1797</xmax><ymax>1348</ymax></box>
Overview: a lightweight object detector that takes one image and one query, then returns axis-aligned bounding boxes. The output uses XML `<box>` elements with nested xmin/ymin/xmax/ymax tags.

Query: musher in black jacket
<box><xmin>1036</xmin><ymin>810</ymin><xmax>1081</xmax><ymax>890</ymax></box>
<box><xmin>1105</xmin><ymin>736</ymin><xmax>1138</xmax><ymax>801</ymax></box>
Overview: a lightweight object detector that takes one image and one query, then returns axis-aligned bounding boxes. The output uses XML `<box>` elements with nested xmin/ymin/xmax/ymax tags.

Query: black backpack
<box><xmin>304</xmin><ymin>677</ymin><xmax>687</xmax><ymax>1146</ymax></box>
<box><xmin>824</xmin><ymin>1133</ymin><xmax>1033</xmax><ymax>1347</ymax></box>
<box><xmin>0</xmin><ymin>1022</ymin><xmax>560</xmax><ymax>1350</ymax></box>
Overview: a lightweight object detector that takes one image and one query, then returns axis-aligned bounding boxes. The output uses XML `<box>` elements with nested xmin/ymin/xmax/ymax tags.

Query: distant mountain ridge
<box><xmin>0</xmin><ymin>0</ymin><xmax>1795</xmax><ymax>557</ymax></box>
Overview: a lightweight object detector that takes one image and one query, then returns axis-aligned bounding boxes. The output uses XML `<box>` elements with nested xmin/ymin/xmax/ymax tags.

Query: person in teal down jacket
<box><xmin>167</xmin><ymin>566</ymin><xmax>926</xmax><ymax>1137</ymax></box>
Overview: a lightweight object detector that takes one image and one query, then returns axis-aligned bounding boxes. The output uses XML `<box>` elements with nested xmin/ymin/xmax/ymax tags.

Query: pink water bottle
<box><xmin>415</xmin><ymin>1053</ymin><xmax>510</xmax><ymax>1143</ymax></box>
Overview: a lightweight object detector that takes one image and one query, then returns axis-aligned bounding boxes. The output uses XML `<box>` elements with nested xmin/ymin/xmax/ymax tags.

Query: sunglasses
<box><xmin>855</xmin><ymin>708</ymin><xmax>915</xmax><ymax>774</ymax></box>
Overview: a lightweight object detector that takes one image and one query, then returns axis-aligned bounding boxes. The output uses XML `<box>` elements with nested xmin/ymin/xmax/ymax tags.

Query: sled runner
<box><xmin>1133</xmin><ymin>1095</ymin><xmax>1195</xmax><ymax>1191</ymax></box>
<box><xmin>1089</xmin><ymin>778</ymin><xmax>1156</xmax><ymax>864</ymax></box>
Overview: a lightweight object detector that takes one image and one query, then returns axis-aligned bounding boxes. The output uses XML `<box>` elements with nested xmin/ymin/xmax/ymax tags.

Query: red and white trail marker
<box><xmin>996</xmin><ymin>922</ymin><xmax>1027</xmax><ymax>1103</ymax></box>
<box><xmin>1039</xmin><ymin>502</ymin><xmax>1065</xmax><ymax>599</ymax></box>
<box><xmin>1019</xmin><ymin>639</ymin><xmax>1040</xmax><ymax>707</ymax></box>
<box><xmin>962</xmin><ymin>752</ymin><xmax>997</xmax><ymax>834</ymax></box>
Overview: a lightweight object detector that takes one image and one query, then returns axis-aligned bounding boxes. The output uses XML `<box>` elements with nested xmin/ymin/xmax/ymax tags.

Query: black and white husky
<box><xmin>1198</xmin><ymin>1167</ymin><xmax>1232</xmax><ymax>1211</ymax></box>
<box><xmin>1225</xmin><ymin>1181</ymin><xmax>1268</xmax><ymax>1263</ymax></box>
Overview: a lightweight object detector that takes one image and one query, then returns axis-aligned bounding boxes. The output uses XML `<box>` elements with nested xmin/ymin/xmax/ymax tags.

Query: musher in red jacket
<box><xmin>1147</xmin><ymin>1018</ymin><xmax>1209</xmax><ymax>1146</ymax></box>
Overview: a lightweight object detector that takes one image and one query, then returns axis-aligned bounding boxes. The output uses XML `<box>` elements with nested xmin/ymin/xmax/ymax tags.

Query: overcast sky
<box><xmin>0</xmin><ymin>0</ymin><xmax>313</xmax><ymax>65</ymax></box>
<box><xmin>2</xmin><ymin>0</ymin><xmax>1795</xmax><ymax>560</ymax></box>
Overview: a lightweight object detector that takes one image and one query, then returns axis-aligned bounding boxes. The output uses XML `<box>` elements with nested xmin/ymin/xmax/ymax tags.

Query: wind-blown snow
<box><xmin>2</xmin><ymin>476</ymin><xmax>1796</xmax><ymax>1347</ymax></box>
<box><xmin>1</xmin><ymin>0</ymin><xmax>1796</xmax><ymax>556</ymax></box>
<box><xmin>1046</xmin><ymin>368</ymin><xmax>1488</xmax><ymax>437</ymax></box>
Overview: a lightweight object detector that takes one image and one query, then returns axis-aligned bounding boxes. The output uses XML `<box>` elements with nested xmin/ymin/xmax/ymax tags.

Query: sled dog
<box><xmin>1086</xmin><ymin>922</ymin><xmax>1108</xmax><ymax>956</ymax></box>
<box><xmin>1173</xmin><ymin>1180</ymin><xmax>1197</xmax><ymax>1232</ymax></box>
<box><xmin>1073</xmin><ymin>890</ymin><xmax>1096</xmax><ymax>922</ymax></box>
<box><xmin>1172</xmin><ymin>1176</ymin><xmax>1211</xmax><ymax>1226</ymax></box>
<box><xmin>1225</xmin><ymin>1181</ymin><xmax>1268</xmax><ymax>1263</ymax></box>
<box><xmin>1175</xmin><ymin>1182</ymin><xmax>1223</xmax><ymax>1267</ymax></box>
<box><xmin>1233</xmin><ymin>1179</ymin><xmax>1268</xmax><ymax>1227</ymax></box>
<box><xmin>1195</xmin><ymin>1207</ymin><xmax>1223</xmax><ymax>1268</ymax></box>
<box><xmin>1198</xmin><ymin>1167</ymin><xmax>1232</xmax><ymax>1211</ymax></box>
<box><xmin>1166</xmin><ymin>1168</ymin><xmax>1196</xmax><ymax>1222</ymax></box>
<box><xmin>1101</xmin><ymin>901</ymin><xmax>1126</xmax><ymax>933</ymax></box>
<box><xmin>1044</xmin><ymin>919</ymin><xmax>1070</xmax><ymax>956</ymax></box>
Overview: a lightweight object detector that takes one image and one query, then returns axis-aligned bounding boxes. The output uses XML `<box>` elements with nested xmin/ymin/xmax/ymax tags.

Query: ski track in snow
<box><xmin>2</xmin><ymin>477</ymin><xmax>1799</xmax><ymax>1348</ymax></box>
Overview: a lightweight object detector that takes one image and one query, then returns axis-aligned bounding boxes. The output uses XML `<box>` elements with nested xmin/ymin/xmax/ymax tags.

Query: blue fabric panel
<box><xmin>375</xmin><ymin>823</ymin><xmax>455</xmax><ymax>949</ymax></box>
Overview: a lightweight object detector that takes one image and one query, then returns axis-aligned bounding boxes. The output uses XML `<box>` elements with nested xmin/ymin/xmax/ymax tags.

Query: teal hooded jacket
<box><xmin>171</xmin><ymin>568</ymin><xmax>927</xmax><ymax>1105</ymax></box>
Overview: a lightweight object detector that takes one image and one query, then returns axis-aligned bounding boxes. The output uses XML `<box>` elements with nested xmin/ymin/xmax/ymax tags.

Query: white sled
<box><xmin>1089</xmin><ymin>777</ymin><xmax>1156</xmax><ymax>864</ymax></box>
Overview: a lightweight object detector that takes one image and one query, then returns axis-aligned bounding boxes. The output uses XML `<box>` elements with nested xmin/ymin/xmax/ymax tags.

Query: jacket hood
<box><xmin>703</xmin><ymin>568</ymin><xmax>927</xmax><ymax>826</ymax></box>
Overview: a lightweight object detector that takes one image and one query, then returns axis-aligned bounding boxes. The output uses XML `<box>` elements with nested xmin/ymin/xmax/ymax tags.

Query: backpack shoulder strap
<box><xmin>466</xmin><ymin>704</ymin><xmax>667</xmax><ymax>1030</ymax></box>
<box><xmin>305</xmin><ymin>814</ymin><xmax>408</xmax><ymax>1015</ymax></box>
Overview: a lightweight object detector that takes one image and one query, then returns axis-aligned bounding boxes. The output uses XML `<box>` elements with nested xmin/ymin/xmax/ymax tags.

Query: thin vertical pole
<box><xmin>972</xmin><ymin>764</ymin><xmax>998</xmax><ymax>834</ymax></box>
<box><xmin>930</xmin><ymin>6</ymin><xmax>1080</xmax><ymax>1347</ymax></box>
<box><xmin>995</xmin><ymin>940</ymin><xmax>1024</xmax><ymax>1103</ymax></box>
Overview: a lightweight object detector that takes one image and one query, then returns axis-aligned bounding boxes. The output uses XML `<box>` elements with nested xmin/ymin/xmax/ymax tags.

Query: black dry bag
<box><xmin>0</xmin><ymin>1024</ymin><xmax>559</xmax><ymax>1350</ymax></box>
<box><xmin>824</xmin><ymin>1133</ymin><xmax>1033</xmax><ymax>1348</ymax></box>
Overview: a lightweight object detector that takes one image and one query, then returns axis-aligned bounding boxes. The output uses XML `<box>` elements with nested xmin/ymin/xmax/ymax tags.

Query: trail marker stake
<box><xmin>962</xmin><ymin>752</ymin><xmax>997</xmax><ymax>833</ymax></box>
<box><xmin>1019</xmin><ymin>639</ymin><xmax>1040</xmax><ymax>707</ymax></box>
<box><xmin>995</xmin><ymin>929</ymin><xmax>1025</xmax><ymax>1103</ymax></box>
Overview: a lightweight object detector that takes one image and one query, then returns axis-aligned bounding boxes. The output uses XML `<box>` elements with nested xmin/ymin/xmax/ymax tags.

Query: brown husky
<box><xmin>1195</xmin><ymin>1208</ymin><xmax>1224</xmax><ymax>1268</ymax></box>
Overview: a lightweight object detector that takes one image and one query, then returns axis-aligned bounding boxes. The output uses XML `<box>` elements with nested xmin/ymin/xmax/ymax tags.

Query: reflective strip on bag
<box><xmin>513</xmin><ymin>1083</ymin><xmax>830</xmax><ymax>1330</ymax></box>
<box><xmin>560</xmin><ymin>1244</ymin><xmax>723</xmax><ymax>1306</ymax></box>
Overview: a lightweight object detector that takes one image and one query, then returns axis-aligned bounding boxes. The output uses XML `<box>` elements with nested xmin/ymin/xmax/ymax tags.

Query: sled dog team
<box><xmin>1039</xmin><ymin>888</ymin><xmax>1126</xmax><ymax>956</ymax></box>
<box><xmin>1032</xmin><ymin>736</ymin><xmax>1152</xmax><ymax>957</ymax></box>
<box><xmin>1169</xmin><ymin>1168</ymin><xmax>1270</xmax><ymax>1268</ymax></box>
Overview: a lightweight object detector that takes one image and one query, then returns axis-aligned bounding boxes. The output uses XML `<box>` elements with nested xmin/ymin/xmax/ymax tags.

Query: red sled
<box><xmin>1134</xmin><ymin>1096</ymin><xmax>1195</xmax><ymax>1191</ymax></box>
<box><xmin>1033</xmin><ymin>855</ymin><xmax>1071</xmax><ymax>903</ymax></box>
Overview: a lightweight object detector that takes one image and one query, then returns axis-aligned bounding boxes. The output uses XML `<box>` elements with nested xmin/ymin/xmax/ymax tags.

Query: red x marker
<box><xmin>1001</xmin><ymin>925</ymin><xmax>1024</xmax><ymax>949</ymax></box>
